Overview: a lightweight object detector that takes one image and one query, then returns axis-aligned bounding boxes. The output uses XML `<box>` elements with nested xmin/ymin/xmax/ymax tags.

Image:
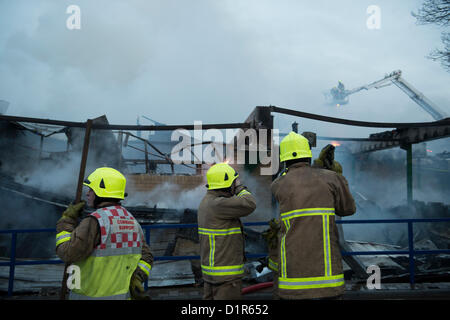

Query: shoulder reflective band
<box><xmin>56</xmin><ymin>231</ymin><xmax>71</xmax><ymax>247</ymax></box>
<box><xmin>137</xmin><ymin>260</ymin><xmax>152</xmax><ymax>277</ymax></box>
<box><xmin>278</xmin><ymin>274</ymin><xmax>344</xmax><ymax>290</ymax></box>
<box><xmin>281</xmin><ymin>208</ymin><xmax>335</xmax><ymax>221</ymax></box>
<box><xmin>198</xmin><ymin>227</ymin><xmax>242</xmax><ymax>236</ymax></box>
<box><xmin>201</xmin><ymin>264</ymin><xmax>244</xmax><ymax>276</ymax></box>
<box><xmin>236</xmin><ymin>189</ymin><xmax>251</xmax><ymax>197</ymax></box>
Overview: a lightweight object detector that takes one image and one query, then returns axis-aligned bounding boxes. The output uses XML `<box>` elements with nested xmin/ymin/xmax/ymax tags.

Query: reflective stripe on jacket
<box><xmin>198</xmin><ymin>187</ymin><xmax>256</xmax><ymax>284</ymax></box>
<box><xmin>56</xmin><ymin>231</ymin><xmax>71</xmax><ymax>246</ymax></box>
<box><xmin>271</xmin><ymin>162</ymin><xmax>356</xmax><ymax>299</ymax></box>
<box><xmin>279</xmin><ymin>208</ymin><xmax>344</xmax><ymax>290</ymax></box>
<box><xmin>70</xmin><ymin>206</ymin><xmax>144</xmax><ymax>300</ymax></box>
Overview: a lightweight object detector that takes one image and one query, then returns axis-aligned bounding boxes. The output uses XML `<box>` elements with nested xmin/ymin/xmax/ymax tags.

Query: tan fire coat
<box><xmin>56</xmin><ymin>202</ymin><xmax>154</xmax><ymax>283</ymax></box>
<box><xmin>197</xmin><ymin>186</ymin><xmax>256</xmax><ymax>284</ymax></box>
<box><xmin>271</xmin><ymin>162</ymin><xmax>356</xmax><ymax>299</ymax></box>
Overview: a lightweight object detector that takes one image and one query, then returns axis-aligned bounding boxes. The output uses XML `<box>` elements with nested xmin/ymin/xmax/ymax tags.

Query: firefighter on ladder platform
<box><xmin>198</xmin><ymin>163</ymin><xmax>256</xmax><ymax>300</ymax></box>
<box><xmin>271</xmin><ymin>132</ymin><xmax>356</xmax><ymax>300</ymax></box>
<box><xmin>56</xmin><ymin>167</ymin><xmax>153</xmax><ymax>300</ymax></box>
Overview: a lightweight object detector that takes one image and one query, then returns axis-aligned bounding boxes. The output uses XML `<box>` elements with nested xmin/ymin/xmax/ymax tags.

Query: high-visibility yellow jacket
<box><xmin>198</xmin><ymin>186</ymin><xmax>256</xmax><ymax>284</ymax></box>
<box><xmin>56</xmin><ymin>203</ymin><xmax>153</xmax><ymax>299</ymax></box>
<box><xmin>271</xmin><ymin>162</ymin><xmax>356</xmax><ymax>299</ymax></box>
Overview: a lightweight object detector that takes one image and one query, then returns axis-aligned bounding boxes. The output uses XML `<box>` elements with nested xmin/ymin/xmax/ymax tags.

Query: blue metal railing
<box><xmin>337</xmin><ymin>218</ymin><xmax>450</xmax><ymax>285</ymax></box>
<box><xmin>1</xmin><ymin>218</ymin><xmax>450</xmax><ymax>296</ymax></box>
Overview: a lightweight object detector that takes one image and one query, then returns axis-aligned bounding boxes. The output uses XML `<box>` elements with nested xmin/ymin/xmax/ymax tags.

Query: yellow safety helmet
<box><xmin>279</xmin><ymin>132</ymin><xmax>312</xmax><ymax>162</ymax></box>
<box><xmin>206</xmin><ymin>163</ymin><xmax>239</xmax><ymax>190</ymax></box>
<box><xmin>83</xmin><ymin>167</ymin><xmax>126</xmax><ymax>199</ymax></box>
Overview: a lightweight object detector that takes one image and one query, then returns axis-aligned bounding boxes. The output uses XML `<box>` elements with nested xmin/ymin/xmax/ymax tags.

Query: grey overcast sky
<box><xmin>0</xmin><ymin>0</ymin><xmax>449</xmax><ymax>138</ymax></box>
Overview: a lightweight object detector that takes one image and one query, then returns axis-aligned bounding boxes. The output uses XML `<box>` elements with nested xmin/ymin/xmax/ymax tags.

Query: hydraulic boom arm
<box><xmin>332</xmin><ymin>70</ymin><xmax>448</xmax><ymax>121</ymax></box>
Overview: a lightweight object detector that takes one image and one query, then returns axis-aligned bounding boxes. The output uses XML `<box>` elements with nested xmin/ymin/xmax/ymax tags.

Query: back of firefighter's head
<box><xmin>205</xmin><ymin>163</ymin><xmax>239</xmax><ymax>192</ymax></box>
<box><xmin>83</xmin><ymin>167</ymin><xmax>126</xmax><ymax>208</ymax></box>
<box><xmin>279</xmin><ymin>131</ymin><xmax>312</xmax><ymax>167</ymax></box>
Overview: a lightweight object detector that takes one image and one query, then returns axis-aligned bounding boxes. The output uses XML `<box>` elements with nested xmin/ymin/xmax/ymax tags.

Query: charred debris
<box><xmin>0</xmin><ymin>108</ymin><xmax>450</xmax><ymax>292</ymax></box>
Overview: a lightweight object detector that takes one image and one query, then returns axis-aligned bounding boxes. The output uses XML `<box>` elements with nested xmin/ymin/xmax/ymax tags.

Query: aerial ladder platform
<box><xmin>325</xmin><ymin>70</ymin><xmax>448</xmax><ymax>121</ymax></box>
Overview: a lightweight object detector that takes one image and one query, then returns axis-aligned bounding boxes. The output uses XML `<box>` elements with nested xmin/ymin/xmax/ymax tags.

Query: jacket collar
<box><xmin>207</xmin><ymin>189</ymin><xmax>233</xmax><ymax>198</ymax></box>
<box><xmin>97</xmin><ymin>202</ymin><xmax>121</xmax><ymax>209</ymax></box>
<box><xmin>287</xmin><ymin>162</ymin><xmax>311</xmax><ymax>170</ymax></box>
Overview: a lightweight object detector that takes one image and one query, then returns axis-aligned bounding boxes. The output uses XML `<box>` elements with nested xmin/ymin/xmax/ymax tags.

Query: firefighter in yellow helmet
<box><xmin>198</xmin><ymin>163</ymin><xmax>256</xmax><ymax>300</ymax></box>
<box><xmin>55</xmin><ymin>167</ymin><xmax>154</xmax><ymax>300</ymax></box>
<box><xmin>271</xmin><ymin>132</ymin><xmax>356</xmax><ymax>300</ymax></box>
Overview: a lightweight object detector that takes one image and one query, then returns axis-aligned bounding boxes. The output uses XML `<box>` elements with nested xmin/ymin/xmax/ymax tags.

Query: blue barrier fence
<box><xmin>1</xmin><ymin>218</ymin><xmax>450</xmax><ymax>296</ymax></box>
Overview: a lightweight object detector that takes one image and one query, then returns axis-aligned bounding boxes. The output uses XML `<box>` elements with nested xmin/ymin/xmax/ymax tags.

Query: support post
<box><xmin>38</xmin><ymin>135</ymin><xmax>44</xmax><ymax>162</ymax></box>
<box><xmin>417</xmin><ymin>158</ymin><xmax>421</xmax><ymax>191</ymax></box>
<box><xmin>60</xmin><ymin>119</ymin><xmax>93</xmax><ymax>300</ymax></box>
<box><xmin>406</xmin><ymin>143</ymin><xmax>413</xmax><ymax>206</ymax></box>
<box><xmin>401</xmin><ymin>143</ymin><xmax>413</xmax><ymax>206</ymax></box>
<box><xmin>144</xmin><ymin>143</ymin><xmax>149</xmax><ymax>174</ymax></box>
<box><xmin>75</xmin><ymin>119</ymin><xmax>93</xmax><ymax>203</ymax></box>
<box><xmin>408</xmin><ymin>222</ymin><xmax>415</xmax><ymax>288</ymax></box>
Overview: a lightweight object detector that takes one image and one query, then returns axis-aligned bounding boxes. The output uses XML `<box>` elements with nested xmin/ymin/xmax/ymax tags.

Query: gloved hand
<box><xmin>313</xmin><ymin>144</ymin><xmax>343</xmax><ymax>175</ymax></box>
<box><xmin>262</xmin><ymin>219</ymin><xmax>280</xmax><ymax>250</ymax></box>
<box><xmin>330</xmin><ymin>160</ymin><xmax>343</xmax><ymax>175</ymax></box>
<box><xmin>130</xmin><ymin>273</ymin><xmax>150</xmax><ymax>300</ymax></box>
<box><xmin>232</xmin><ymin>178</ymin><xmax>247</xmax><ymax>196</ymax></box>
<box><xmin>61</xmin><ymin>201</ymin><xmax>86</xmax><ymax>220</ymax></box>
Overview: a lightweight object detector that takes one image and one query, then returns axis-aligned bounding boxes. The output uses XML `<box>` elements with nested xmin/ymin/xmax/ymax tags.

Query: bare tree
<box><xmin>412</xmin><ymin>0</ymin><xmax>450</xmax><ymax>71</ymax></box>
